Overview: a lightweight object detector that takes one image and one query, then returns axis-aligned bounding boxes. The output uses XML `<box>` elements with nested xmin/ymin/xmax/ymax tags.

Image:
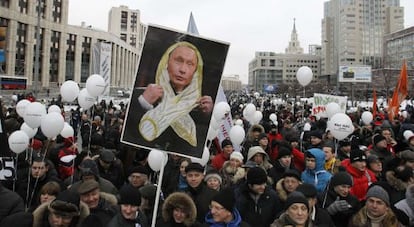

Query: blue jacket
<box><xmin>204</xmin><ymin>208</ymin><xmax>250</xmax><ymax>227</ymax></box>
<box><xmin>301</xmin><ymin>148</ymin><xmax>332</xmax><ymax>192</ymax></box>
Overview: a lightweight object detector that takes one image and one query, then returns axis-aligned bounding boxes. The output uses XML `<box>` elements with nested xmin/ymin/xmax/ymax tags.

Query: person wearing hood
<box><xmin>204</xmin><ymin>187</ymin><xmax>250</xmax><ymax>227</ymax></box>
<box><xmin>301</xmin><ymin>148</ymin><xmax>332</xmax><ymax>193</ymax></box>
<box><xmin>394</xmin><ymin>184</ymin><xmax>414</xmax><ymax>227</ymax></box>
<box><xmin>384</xmin><ymin>165</ymin><xmax>414</xmax><ymax>205</ymax></box>
<box><xmin>246</xmin><ymin>146</ymin><xmax>273</xmax><ymax>173</ymax></box>
<box><xmin>69</xmin><ymin>159</ymin><xmax>118</xmax><ymax>196</ymax></box>
<box><xmin>158</xmin><ymin>192</ymin><xmax>200</xmax><ymax>227</ymax></box>
<box><xmin>318</xmin><ymin>171</ymin><xmax>360</xmax><ymax>227</ymax></box>
<box><xmin>242</xmin><ymin>124</ymin><xmax>265</xmax><ymax>160</ymax></box>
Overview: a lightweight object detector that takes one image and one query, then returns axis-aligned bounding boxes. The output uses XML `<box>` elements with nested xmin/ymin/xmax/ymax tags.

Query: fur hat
<box><xmin>366</xmin><ymin>185</ymin><xmax>390</xmax><ymax>206</ymax></box>
<box><xmin>284</xmin><ymin>192</ymin><xmax>309</xmax><ymax>210</ymax></box>
<box><xmin>230</xmin><ymin>152</ymin><xmax>244</xmax><ymax>163</ymax></box>
<box><xmin>119</xmin><ymin>185</ymin><xmax>141</xmax><ymax>206</ymax></box>
<box><xmin>162</xmin><ymin>192</ymin><xmax>197</xmax><ymax>226</ymax></box>
<box><xmin>247</xmin><ymin>167</ymin><xmax>267</xmax><ymax>185</ymax></box>
<box><xmin>204</xmin><ymin>169</ymin><xmax>223</xmax><ymax>185</ymax></box>
<box><xmin>330</xmin><ymin>171</ymin><xmax>353</xmax><ymax>187</ymax></box>
<box><xmin>221</xmin><ymin>139</ymin><xmax>233</xmax><ymax>148</ymax></box>
<box><xmin>49</xmin><ymin>190</ymin><xmax>80</xmax><ymax>217</ymax></box>
<box><xmin>212</xmin><ymin>187</ymin><xmax>235</xmax><ymax>212</ymax></box>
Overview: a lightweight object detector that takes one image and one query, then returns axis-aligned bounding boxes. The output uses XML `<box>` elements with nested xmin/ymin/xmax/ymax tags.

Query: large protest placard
<box><xmin>311</xmin><ymin>93</ymin><xmax>347</xmax><ymax>118</ymax></box>
<box><xmin>121</xmin><ymin>24</ymin><xmax>229</xmax><ymax>159</ymax></box>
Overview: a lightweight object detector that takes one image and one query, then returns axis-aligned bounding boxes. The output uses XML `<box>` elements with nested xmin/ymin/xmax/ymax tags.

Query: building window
<box><xmin>18</xmin><ymin>0</ymin><xmax>27</xmax><ymax>13</ymax></box>
<box><xmin>49</xmin><ymin>31</ymin><xmax>60</xmax><ymax>82</ymax></box>
<box><xmin>120</xmin><ymin>33</ymin><xmax>127</xmax><ymax>42</ymax></box>
<box><xmin>0</xmin><ymin>0</ymin><xmax>9</xmax><ymax>7</ymax></box>
<box><xmin>36</xmin><ymin>0</ymin><xmax>46</xmax><ymax>19</ymax></box>
<box><xmin>32</xmin><ymin>27</ymin><xmax>44</xmax><ymax>79</ymax></box>
<box><xmin>52</xmin><ymin>0</ymin><xmax>62</xmax><ymax>23</ymax></box>
<box><xmin>130</xmin><ymin>34</ymin><xmax>136</xmax><ymax>47</ymax></box>
<box><xmin>81</xmin><ymin>37</ymin><xmax>91</xmax><ymax>83</ymax></box>
<box><xmin>65</xmin><ymin>34</ymin><xmax>76</xmax><ymax>80</ymax></box>
<box><xmin>121</xmin><ymin>11</ymin><xmax>128</xmax><ymax>31</ymax></box>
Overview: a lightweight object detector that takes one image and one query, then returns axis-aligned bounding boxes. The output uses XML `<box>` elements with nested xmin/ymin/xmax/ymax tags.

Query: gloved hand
<box><xmin>327</xmin><ymin>200</ymin><xmax>351</xmax><ymax>215</ymax></box>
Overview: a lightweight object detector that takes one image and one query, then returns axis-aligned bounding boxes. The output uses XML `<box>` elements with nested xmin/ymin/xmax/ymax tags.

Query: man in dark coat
<box><xmin>235</xmin><ymin>167</ymin><xmax>282</xmax><ymax>227</ymax></box>
<box><xmin>0</xmin><ymin>181</ymin><xmax>24</xmax><ymax>221</ymax></box>
<box><xmin>184</xmin><ymin>163</ymin><xmax>218</xmax><ymax>223</ymax></box>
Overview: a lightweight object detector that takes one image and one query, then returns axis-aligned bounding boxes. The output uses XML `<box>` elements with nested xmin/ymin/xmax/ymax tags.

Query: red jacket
<box><xmin>211</xmin><ymin>153</ymin><xmax>229</xmax><ymax>171</ymax></box>
<box><xmin>341</xmin><ymin>159</ymin><xmax>377</xmax><ymax>201</ymax></box>
<box><xmin>291</xmin><ymin>147</ymin><xmax>305</xmax><ymax>172</ymax></box>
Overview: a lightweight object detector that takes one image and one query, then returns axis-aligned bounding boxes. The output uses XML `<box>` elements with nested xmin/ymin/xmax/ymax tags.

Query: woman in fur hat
<box><xmin>158</xmin><ymin>192</ymin><xmax>201</xmax><ymax>227</ymax></box>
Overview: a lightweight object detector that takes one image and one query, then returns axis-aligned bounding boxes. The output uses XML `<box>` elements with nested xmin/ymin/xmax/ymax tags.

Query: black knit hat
<box><xmin>284</xmin><ymin>192</ymin><xmax>309</xmax><ymax>210</ymax></box>
<box><xmin>277</xmin><ymin>146</ymin><xmax>292</xmax><ymax>159</ymax></box>
<box><xmin>221</xmin><ymin>139</ymin><xmax>233</xmax><ymax>148</ymax></box>
<box><xmin>185</xmin><ymin>163</ymin><xmax>204</xmax><ymax>173</ymax></box>
<box><xmin>309</xmin><ymin>130</ymin><xmax>323</xmax><ymax>139</ymax></box>
<box><xmin>128</xmin><ymin>166</ymin><xmax>149</xmax><ymax>176</ymax></box>
<box><xmin>330</xmin><ymin>171</ymin><xmax>353</xmax><ymax>187</ymax></box>
<box><xmin>119</xmin><ymin>184</ymin><xmax>141</xmax><ymax>206</ymax></box>
<box><xmin>247</xmin><ymin>167</ymin><xmax>267</xmax><ymax>185</ymax></box>
<box><xmin>350</xmin><ymin>148</ymin><xmax>367</xmax><ymax>163</ymax></box>
<box><xmin>79</xmin><ymin>159</ymin><xmax>99</xmax><ymax>178</ymax></box>
<box><xmin>212</xmin><ymin>187</ymin><xmax>235</xmax><ymax>212</ymax></box>
<box><xmin>258</xmin><ymin>133</ymin><xmax>268</xmax><ymax>140</ymax></box>
<box><xmin>49</xmin><ymin>190</ymin><xmax>80</xmax><ymax>217</ymax></box>
<box><xmin>296</xmin><ymin>183</ymin><xmax>317</xmax><ymax>198</ymax></box>
<box><xmin>282</xmin><ymin>169</ymin><xmax>301</xmax><ymax>181</ymax></box>
<box><xmin>373</xmin><ymin>134</ymin><xmax>386</xmax><ymax>145</ymax></box>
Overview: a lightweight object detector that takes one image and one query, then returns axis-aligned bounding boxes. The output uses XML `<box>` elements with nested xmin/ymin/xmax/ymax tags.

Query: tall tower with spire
<box><xmin>285</xmin><ymin>18</ymin><xmax>303</xmax><ymax>54</ymax></box>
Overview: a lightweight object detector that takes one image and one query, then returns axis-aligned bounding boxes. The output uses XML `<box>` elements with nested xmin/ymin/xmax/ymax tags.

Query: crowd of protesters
<box><xmin>0</xmin><ymin>91</ymin><xmax>413</xmax><ymax>227</ymax></box>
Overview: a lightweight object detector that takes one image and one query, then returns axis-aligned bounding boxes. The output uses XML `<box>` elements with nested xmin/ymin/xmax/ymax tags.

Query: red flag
<box><xmin>372</xmin><ymin>88</ymin><xmax>377</xmax><ymax>118</ymax></box>
<box><xmin>388</xmin><ymin>60</ymin><xmax>408</xmax><ymax>120</ymax></box>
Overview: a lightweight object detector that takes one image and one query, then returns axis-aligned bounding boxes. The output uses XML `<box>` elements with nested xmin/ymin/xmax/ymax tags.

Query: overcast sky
<box><xmin>68</xmin><ymin>0</ymin><xmax>414</xmax><ymax>84</ymax></box>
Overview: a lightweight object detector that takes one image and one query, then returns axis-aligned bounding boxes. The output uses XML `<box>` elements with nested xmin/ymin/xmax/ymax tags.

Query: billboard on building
<box><xmin>263</xmin><ymin>84</ymin><xmax>277</xmax><ymax>93</ymax></box>
<box><xmin>0</xmin><ymin>26</ymin><xmax>6</xmax><ymax>64</ymax></box>
<box><xmin>339</xmin><ymin>65</ymin><xmax>372</xmax><ymax>83</ymax></box>
<box><xmin>92</xmin><ymin>42</ymin><xmax>112</xmax><ymax>96</ymax></box>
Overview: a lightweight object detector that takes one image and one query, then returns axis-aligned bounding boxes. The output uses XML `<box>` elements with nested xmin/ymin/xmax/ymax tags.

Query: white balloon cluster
<box><xmin>242</xmin><ymin>103</ymin><xmax>263</xmax><ymax>125</ymax></box>
<box><xmin>269</xmin><ymin>113</ymin><xmax>278</xmax><ymax>126</ymax></box>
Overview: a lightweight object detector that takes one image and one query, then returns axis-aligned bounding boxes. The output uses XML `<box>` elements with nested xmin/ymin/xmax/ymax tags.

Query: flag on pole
<box><xmin>372</xmin><ymin>88</ymin><xmax>377</xmax><ymax>118</ymax></box>
<box><xmin>388</xmin><ymin>60</ymin><xmax>408</xmax><ymax>120</ymax></box>
<box><xmin>187</xmin><ymin>12</ymin><xmax>199</xmax><ymax>35</ymax></box>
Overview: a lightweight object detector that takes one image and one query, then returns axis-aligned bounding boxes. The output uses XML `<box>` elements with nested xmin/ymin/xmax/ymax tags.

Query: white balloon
<box><xmin>210</xmin><ymin>116</ymin><xmax>221</xmax><ymax>130</ymax></box>
<box><xmin>326</xmin><ymin>102</ymin><xmax>342</xmax><ymax>119</ymax></box>
<box><xmin>243</xmin><ymin>103</ymin><xmax>256</xmax><ymax>119</ymax></box>
<box><xmin>147</xmin><ymin>149</ymin><xmax>167</xmax><ymax>171</ymax></box>
<box><xmin>234</xmin><ymin>119</ymin><xmax>243</xmax><ymax>126</ymax></box>
<box><xmin>269</xmin><ymin>113</ymin><xmax>277</xmax><ymax>122</ymax></box>
<box><xmin>250</xmin><ymin>111</ymin><xmax>263</xmax><ymax>124</ymax></box>
<box><xmin>229</xmin><ymin>125</ymin><xmax>245</xmax><ymax>145</ymax></box>
<box><xmin>77</xmin><ymin>88</ymin><xmax>95</xmax><ymax>110</ymax></box>
<box><xmin>40</xmin><ymin>112</ymin><xmax>65</xmax><ymax>138</ymax></box>
<box><xmin>86</xmin><ymin>74</ymin><xmax>106</xmax><ymax>97</ymax></box>
<box><xmin>191</xmin><ymin>147</ymin><xmax>210</xmax><ymax>166</ymax></box>
<box><xmin>11</xmin><ymin>95</ymin><xmax>18</xmax><ymax>102</ymax></box>
<box><xmin>16</xmin><ymin>99</ymin><xmax>31</xmax><ymax>118</ymax></box>
<box><xmin>8</xmin><ymin>130</ymin><xmax>29</xmax><ymax>154</ymax></box>
<box><xmin>48</xmin><ymin>105</ymin><xmax>61</xmax><ymax>114</ymax></box>
<box><xmin>296</xmin><ymin>66</ymin><xmax>313</xmax><ymax>87</ymax></box>
<box><xmin>361</xmin><ymin>111</ymin><xmax>373</xmax><ymax>125</ymax></box>
<box><xmin>303</xmin><ymin>122</ymin><xmax>311</xmax><ymax>131</ymax></box>
<box><xmin>402</xmin><ymin>111</ymin><xmax>408</xmax><ymax>119</ymax></box>
<box><xmin>60</xmin><ymin>80</ymin><xmax>80</xmax><ymax>102</ymax></box>
<box><xmin>60</xmin><ymin>154</ymin><xmax>77</xmax><ymax>163</ymax></box>
<box><xmin>20</xmin><ymin>123</ymin><xmax>38</xmax><ymax>138</ymax></box>
<box><xmin>206</xmin><ymin>126</ymin><xmax>219</xmax><ymax>141</ymax></box>
<box><xmin>272</xmin><ymin>120</ymin><xmax>278</xmax><ymax>126</ymax></box>
<box><xmin>403</xmin><ymin>130</ymin><xmax>414</xmax><ymax>141</ymax></box>
<box><xmin>329</xmin><ymin>113</ymin><xmax>354</xmax><ymax>140</ymax></box>
<box><xmin>60</xmin><ymin>122</ymin><xmax>74</xmax><ymax>138</ymax></box>
<box><xmin>24</xmin><ymin>102</ymin><xmax>46</xmax><ymax>128</ymax></box>
<box><xmin>213</xmin><ymin>102</ymin><xmax>231</xmax><ymax>121</ymax></box>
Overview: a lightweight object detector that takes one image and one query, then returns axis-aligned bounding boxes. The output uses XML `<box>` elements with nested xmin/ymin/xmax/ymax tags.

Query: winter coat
<box><xmin>88</xmin><ymin>192</ymin><xmax>118</xmax><ymax>224</ymax></box>
<box><xmin>220</xmin><ymin>161</ymin><xmax>245</xmax><ymax>189</ymax></box>
<box><xmin>318</xmin><ymin>186</ymin><xmax>361</xmax><ymax>227</ymax></box>
<box><xmin>270</xmin><ymin>212</ymin><xmax>311</xmax><ymax>227</ymax></box>
<box><xmin>301</xmin><ymin>148</ymin><xmax>332</xmax><ymax>193</ymax></box>
<box><xmin>185</xmin><ymin>183</ymin><xmax>218</xmax><ymax>223</ymax></box>
<box><xmin>242</xmin><ymin>124</ymin><xmax>265</xmax><ymax>159</ymax></box>
<box><xmin>0</xmin><ymin>211</ymin><xmax>33</xmax><ymax>227</ymax></box>
<box><xmin>247</xmin><ymin>146</ymin><xmax>273</xmax><ymax>172</ymax></box>
<box><xmin>211</xmin><ymin>153</ymin><xmax>229</xmax><ymax>171</ymax></box>
<box><xmin>348</xmin><ymin>206</ymin><xmax>401</xmax><ymax>227</ymax></box>
<box><xmin>203</xmin><ymin>208</ymin><xmax>250</xmax><ymax>227</ymax></box>
<box><xmin>235</xmin><ymin>182</ymin><xmax>282</xmax><ymax>227</ymax></box>
<box><xmin>32</xmin><ymin>200</ymin><xmax>90</xmax><ymax>227</ymax></box>
<box><xmin>385</xmin><ymin>170</ymin><xmax>410</xmax><ymax>205</ymax></box>
<box><xmin>159</xmin><ymin>192</ymin><xmax>198</xmax><ymax>227</ymax></box>
<box><xmin>107</xmin><ymin>210</ymin><xmax>149</xmax><ymax>227</ymax></box>
<box><xmin>308</xmin><ymin>206</ymin><xmax>335</xmax><ymax>227</ymax></box>
<box><xmin>0</xmin><ymin>184</ymin><xmax>24</xmax><ymax>221</ymax></box>
<box><xmin>341</xmin><ymin>159</ymin><xmax>377</xmax><ymax>201</ymax></box>
<box><xmin>94</xmin><ymin>158</ymin><xmax>125</xmax><ymax>189</ymax></box>
<box><xmin>394</xmin><ymin>184</ymin><xmax>414</xmax><ymax>227</ymax></box>
<box><xmin>268</xmin><ymin>160</ymin><xmax>298</xmax><ymax>188</ymax></box>
<box><xmin>161</xmin><ymin>157</ymin><xmax>181</xmax><ymax>197</ymax></box>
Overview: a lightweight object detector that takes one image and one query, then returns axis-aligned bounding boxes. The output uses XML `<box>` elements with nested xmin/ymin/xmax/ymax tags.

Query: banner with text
<box><xmin>312</xmin><ymin>93</ymin><xmax>347</xmax><ymax>118</ymax></box>
<box><xmin>0</xmin><ymin>157</ymin><xmax>15</xmax><ymax>180</ymax></box>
